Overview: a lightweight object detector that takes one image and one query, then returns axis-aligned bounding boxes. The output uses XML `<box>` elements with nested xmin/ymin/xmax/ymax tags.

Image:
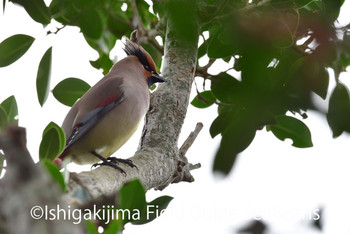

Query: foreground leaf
<box><xmin>10</xmin><ymin>0</ymin><xmax>51</xmax><ymax>25</ymax></box>
<box><xmin>132</xmin><ymin>196</ymin><xmax>173</xmax><ymax>225</ymax></box>
<box><xmin>0</xmin><ymin>95</ymin><xmax>18</xmax><ymax>125</ymax></box>
<box><xmin>267</xmin><ymin>115</ymin><xmax>313</xmax><ymax>148</ymax></box>
<box><xmin>42</xmin><ymin>160</ymin><xmax>66</xmax><ymax>191</ymax></box>
<box><xmin>39</xmin><ymin>122</ymin><xmax>66</xmax><ymax>161</ymax></box>
<box><xmin>191</xmin><ymin>90</ymin><xmax>216</xmax><ymax>108</ymax></box>
<box><xmin>0</xmin><ymin>34</ymin><xmax>34</xmax><ymax>67</ymax></box>
<box><xmin>36</xmin><ymin>47</ymin><xmax>52</xmax><ymax>106</ymax></box>
<box><xmin>52</xmin><ymin>78</ymin><xmax>90</xmax><ymax>107</ymax></box>
<box><xmin>119</xmin><ymin>180</ymin><xmax>146</xmax><ymax>212</ymax></box>
<box><xmin>327</xmin><ymin>83</ymin><xmax>350</xmax><ymax>137</ymax></box>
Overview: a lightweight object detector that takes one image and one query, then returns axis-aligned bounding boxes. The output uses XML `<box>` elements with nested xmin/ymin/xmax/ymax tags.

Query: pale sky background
<box><xmin>1</xmin><ymin>1</ymin><xmax>350</xmax><ymax>234</ymax></box>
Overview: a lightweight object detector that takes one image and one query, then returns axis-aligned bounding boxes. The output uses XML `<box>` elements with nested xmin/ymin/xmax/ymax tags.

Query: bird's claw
<box><xmin>91</xmin><ymin>157</ymin><xmax>137</xmax><ymax>175</ymax></box>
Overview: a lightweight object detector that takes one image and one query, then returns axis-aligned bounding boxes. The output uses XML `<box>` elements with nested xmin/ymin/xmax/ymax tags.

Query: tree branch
<box><xmin>0</xmin><ymin>127</ymin><xmax>83</xmax><ymax>234</ymax></box>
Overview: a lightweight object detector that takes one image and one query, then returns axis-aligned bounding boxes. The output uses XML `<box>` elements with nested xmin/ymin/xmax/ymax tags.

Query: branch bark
<box><xmin>0</xmin><ymin>127</ymin><xmax>83</xmax><ymax>234</ymax></box>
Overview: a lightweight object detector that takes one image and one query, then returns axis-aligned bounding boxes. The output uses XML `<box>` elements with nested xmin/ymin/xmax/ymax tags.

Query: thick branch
<box><xmin>0</xmin><ymin>127</ymin><xmax>82</xmax><ymax>234</ymax></box>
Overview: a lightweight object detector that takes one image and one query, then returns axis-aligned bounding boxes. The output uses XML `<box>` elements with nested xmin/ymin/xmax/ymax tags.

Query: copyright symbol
<box><xmin>30</xmin><ymin>206</ymin><xmax>44</xmax><ymax>219</ymax></box>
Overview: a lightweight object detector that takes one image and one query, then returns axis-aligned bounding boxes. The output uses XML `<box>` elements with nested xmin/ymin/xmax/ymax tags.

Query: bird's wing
<box><xmin>61</xmin><ymin>77</ymin><xmax>125</xmax><ymax>156</ymax></box>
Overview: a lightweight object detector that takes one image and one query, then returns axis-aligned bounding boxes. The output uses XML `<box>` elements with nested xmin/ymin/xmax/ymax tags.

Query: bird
<box><xmin>57</xmin><ymin>39</ymin><xmax>166</xmax><ymax>174</ymax></box>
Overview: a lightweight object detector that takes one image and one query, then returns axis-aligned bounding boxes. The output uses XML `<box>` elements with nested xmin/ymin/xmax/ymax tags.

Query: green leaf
<box><xmin>133</xmin><ymin>196</ymin><xmax>173</xmax><ymax>225</ymax></box>
<box><xmin>288</xmin><ymin>58</ymin><xmax>329</xmax><ymax>100</ymax></box>
<box><xmin>191</xmin><ymin>90</ymin><xmax>216</xmax><ymax>108</ymax></box>
<box><xmin>0</xmin><ymin>106</ymin><xmax>8</xmax><ymax>129</ymax></box>
<box><xmin>167</xmin><ymin>0</ymin><xmax>198</xmax><ymax>43</ymax></box>
<box><xmin>1</xmin><ymin>95</ymin><xmax>18</xmax><ymax>125</ymax></box>
<box><xmin>10</xmin><ymin>0</ymin><xmax>51</xmax><ymax>25</ymax></box>
<box><xmin>213</xmin><ymin>122</ymin><xmax>256</xmax><ymax>174</ymax></box>
<box><xmin>52</xmin><ymin>78</ymin><xmax>91</xmax><ymax>107</ymax></box>
<box><xmin>209</xmin><ymin>108</ymin><xmax>235</xmax><ymax>138</ymax></box>
<box><xmin>0</xmin><ymin>34</ymin><xmax>35</xmax><ymax>67</ymax></box>
<box><xmin>327</xmin><ymin>83</ymin><xmax>350</xmax><ymax>137</ymax></box>
<box><xmin>323</xmin><ymin>0</ymin><xmax>341</xmax><ymax>22</ymax></box>
<box><xmin>119</xmin><ymin>179</ymin><xmax>146</xmax><ymax>212</ymax></box>
<box><xmin>107</xmin><ymin>15</ymin><xmax>132</xmax><ymax>39</ymax></box>
<box><xmin>207</xmin><ymin>32</ymin><xmax>236</xmax><ymax>59</ymax></box>
<box><xmin>78</xmin><ymin>9</ymin><xmax>103</xmax><ymax>39</ymax></box>
<box><xmin>36</xmin><ymin>47</ymin><xmax>52</xmax><ymax>106</ymax></box>
<box><xmin>211</xmin><ymin>72</ymin><xmax>240</xmax><ymax>103</ymax></box>
<box><xmin>85</xmin><ymin>220</ymin><xmax>98</xmax><ymax>234</ymax></box>
<box><xmin>267</xmin><ymin>115</ymin><xmax>313</xmax><ymax>148</ymax></box>
<box><xmin>103</xmin><ymin>220</ymin><xmax>122</xmax><ymax>234</ymax></box>
<box><xmin>42</xmin><ymin>160</ymin><xmax>66</xmax><ymax>192</ymax></box>
<box><xmin>90</xmin><ymin>54</ymin><xmax>113</xmax><ymax>75</ymax></box>
<box><xmin>49</xmin><ymin>0</ymin><xmax>79</xmax><ymax>25</ymax></box>
<box><xmin>198</xmin><ymin>40</ymin><xmax>208</xmax><ymax>59</ymax></box>
<box><xmin>39</xmin><ymin>122</ymin><xmax>66</xmax><ymax>161</ymax></box>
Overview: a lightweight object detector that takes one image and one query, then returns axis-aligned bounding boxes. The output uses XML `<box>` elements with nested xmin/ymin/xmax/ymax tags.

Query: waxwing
<box><xmin>58</xmin><ymin>39</ymin><xmax>166</xmax><ymax>173</ymax></box>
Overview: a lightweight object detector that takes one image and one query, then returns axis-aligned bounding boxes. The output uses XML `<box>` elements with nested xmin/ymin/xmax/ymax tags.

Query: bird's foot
<box><xmin>91</xmin><ymin>152</ymin><xmax>137</xmax><ymax>175</ymax></box>
<box><xmin>105</xmin><ymin>157</ymin><xmax>138</xmax><ymax>169</ymax></box>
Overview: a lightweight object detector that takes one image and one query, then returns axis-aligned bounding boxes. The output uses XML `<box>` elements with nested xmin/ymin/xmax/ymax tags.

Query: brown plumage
<box><xmin>58</xmin><ymin>39</ymin><xmax>166</xmax><ymax>173</ymax></box>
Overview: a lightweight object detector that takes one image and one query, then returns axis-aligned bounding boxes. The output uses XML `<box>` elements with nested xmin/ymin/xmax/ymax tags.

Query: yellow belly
<box><xmin>69</xmin><ymin>103</ymin><xmax>143</xmax><ymax>164</ymax></box>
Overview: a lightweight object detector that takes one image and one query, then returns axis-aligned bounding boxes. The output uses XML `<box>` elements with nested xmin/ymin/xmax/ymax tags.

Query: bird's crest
<box><xmin>123</xmin><ymin>38</ymin><xmax>157</xmax><ymax>73</ymax></box>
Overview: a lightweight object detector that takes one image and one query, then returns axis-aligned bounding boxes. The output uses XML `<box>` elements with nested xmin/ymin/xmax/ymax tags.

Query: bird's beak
<box><xmin>152</xmin><ymin>72</ymin><xmax>167</xmax><ymax>83</ymax></box>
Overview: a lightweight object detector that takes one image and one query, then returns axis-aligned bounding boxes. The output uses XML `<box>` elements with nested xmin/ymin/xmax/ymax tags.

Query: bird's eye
<box><xmin>143</xmin><ymin>65</ymin><xmax>151</xmax><ymax>71</ymax></box>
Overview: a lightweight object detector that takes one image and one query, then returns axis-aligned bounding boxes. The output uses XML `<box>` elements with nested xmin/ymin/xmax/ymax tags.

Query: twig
<box><xmin>195</xmin><ymin>58</ymin><xmax>216</xmax><ymax>78</ymax></box>
<box><xmin>179</xmin><ymin>122</ymin><xmax>204</xmax><ymax>158</ymax></box>
<box><xmin>47</xmin><ymin>25</ymin><xmax>66</xmax><ymax>35</ymax></box>
<box><xmin>129</xmin><ymin>0</ymin><xmax>147</xmax><ymax>34</ymax></box>
<box><xmin>239</xmin><ymin>0</ymin><xmax>271</xmax><ymax>12</ymax></box>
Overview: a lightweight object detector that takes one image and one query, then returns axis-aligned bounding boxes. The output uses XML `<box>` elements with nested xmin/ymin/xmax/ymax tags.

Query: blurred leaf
<box><xmin>103</xmin><ymin>220</ymin><xmax>121</xmax><ymax>234</ymax></box>
<box><xmin>133</xmin><ymin>196</ymin><xmax>173</xmax><ymax>225</ymax></box>
<box><xmin>0</xmin><ymin>95</ymin><xmax>18</xmax><ymax>125</ymax></box>
<box><xmin>267</xmin><ymin>115</ymin><xmax>313</xmax><ymax>148</ymax></box>
<box><xmin>210</xmin><ymin>108</ymin><xmax>235</xmax><ymax>138</ymax></box>
<box><xmin>167</xmin><ymin>0</ymin><xmax>198</xmax><ymax>43</ymax></box>
<box><xmin>53</xmin><ymin>78</ymin><xmax>91</xmax><ymax>107</ymax></box>
<box><xmin>327</xmin><ymin>83</ymin><xmax>350</xmax><ymax>137</ymax></box>
<box><xmin>211</xmin><ymin>72</ymin><xmax>240</xmax><ymax>103</ymax></box>
<box><xmin>0</xmin><ymin>106</ymin><xmax>7</xmax><ymax>129</ymax></box>
<box><xmin>288</xmin><ymin>58</ymin><xmax>329</xmax><ymax>99</ymax></box>
<box><xmin>85</xmin><ymin>30</ymin><xmax>117</xmax><ymax>55</ymax></box>
<box><xmin>49</xmin><ymin>0</ymin><xmax>79</xmax><ymax>24</ymax></box>
<box><xmin>191</xmin><ymin>90</ymin><xmax>216</xmax><ymax>108</ymax></box>
<box><xmin>238</xmin><ymin>220</ymin><xmax>267</xmax><ymax>234</ymax></box>
<box><xmin>107</xmin><ymin>15</ymin><xmax>132</xmax><ymax>39</ymax></box>
<box><xmin>214</xmin><ymin>123</ymin><xmax>256</xmax><ymax>174</ymax></box>
<box><xmin>85</xmin><ymin>220</ymin><xmax>98</xmax><ymax>234</ymax></box>
<box><xmin>10</xmin><ymin>0</ymin><xmax>51</xmax><ymax>25</ymax></box>
<box><xmin>198</xmin><ymin>40</ymin><xmax>208</xmax><ymax>59</ymax></box>
<box><xmin>39</xmin><ymin>122</ymin><xmax>66</xmax><ymax>161</ymax></box>
<box><xmin>0</xmin><ymin>34</ymin><xmax>34</xmax><ymax>67</ymax></box>
<box><xmin>3</xmin><ymin>0</ymin><xmax>6</xmax><ymax>13</ymax></box>
<box><xmin>78</xmin><ymin>9</ymin><xmax>103</xmax><ymax>39</ymax></box>
<box><xmin>213</xmin><ymin>109</ymin><xmax>257</xmax><ymax>174</ymax></box>
<box><xmin>207</xmin><ymin>27</ymin><xmax>236</xmax><ymax>58</ymax></box>
<box><xmin>90</xmin><ymin>53</ymin><xmax>114</xmax><ymax>75</ymax></box>
<box><xmin>119</xmin><ymin>179</ymin><xmax>146</xmax><ymax>218</ymax></box>
<box><xmin>323</xmin><ymin>0</ymin><xmax>341</xmax><ymax>22</ymax></box>
<box><xmin>42</xmin><ymin>160</ymin><xmax>66</xmax><ymax>191</ymax></box>
<box><xmin>36</xmin><ymin>47</ymin><xmax>52</xmax><ymax>106</ymax></box>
